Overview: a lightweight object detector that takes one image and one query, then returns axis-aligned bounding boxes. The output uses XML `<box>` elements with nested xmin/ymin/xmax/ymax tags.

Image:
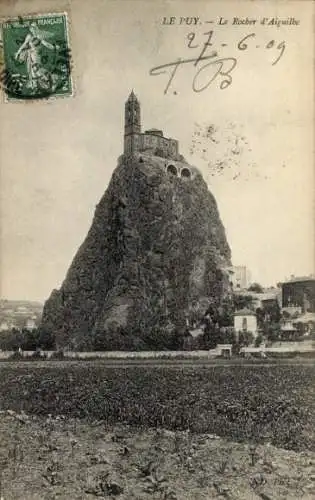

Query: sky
<box><xmin>0</xmin><ymin>0</ymin><xmax>314</xmax><ymax>302</ymax></box>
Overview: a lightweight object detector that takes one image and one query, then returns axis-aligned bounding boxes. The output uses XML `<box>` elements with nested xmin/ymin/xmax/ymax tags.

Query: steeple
<box><xmin>127</xmin><ymin>89</ymin><xmax>138</xmax><ymax>103</ymax></box>
<box><xmin>124</xmin><ymin>90</ymin><xmax>141</xmax><ymax>136</ymax></box>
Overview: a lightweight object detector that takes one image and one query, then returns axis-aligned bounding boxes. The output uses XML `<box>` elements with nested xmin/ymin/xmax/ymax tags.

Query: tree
<box><xmin>202</xmin><ymin>316</ymin><xmax>220</xmax><ymax>349</ymax></box>
<box><xmin>264</xmin><ymin>301</ymin><xmax>281</xmax><ymax>323</ymax></box>
<box><xmin>0</xmin><ymin>327</ymin><xmax>42</xmax><ymax>351</ymax></box>
<box><xmin>248</xmin><ymin>283</ymin><xmax>264</xmax><ymax>293</ymax></box>
<box><xmin>201</xmin><ymin>295</ymin><xmax>235</xmax><ymax>349</ymax></box>
<box><xmin>143</xmin><ymin>327</ymin><xmax>180</xmax><ymax>351</ymax></box>
<box><xmin>238</xmin><ymin>330</ymin><xmax>254</xmax><ymax>346</ymax></box>
<box><xmin>20</xmin><ymin>328</ymin><xmax>40</xmax><ymax>350</ymax></box>
<box><xmin>256</xmin><ymin>307</ymin><xmax>265</xmax><ymax>329</ymax></box>
<box><xmin>0</xmin><ymin>328</ymin><xmax>21</xmax><ymax>351</ymax></box>
<box><xmin>263</xmin><ymin>323</ymin><xmax>280</xmax><ymax>342</ymax></box>
<box><xmin>233</xmin><ymin>294</ymin><xmax>253</xmax><ymax>311</ymax></box>
<box><xmin>217</xmin><ymin>326</ymin><xmax>235</xmax><ymax>344</ymax></box>
<box><xmin>38</xmin><ymin>327</ymin><xmax>55</xmax><ymax>350</ymax></box>
<box><xmin>217</xmin><ymin>296</ymin><xmax>234</xmax><ymax>327</ymax></box>
<box><xmin>254</xmin><ymin>334</ymin><xmax>263</xmax><ymax>347</ymax></box>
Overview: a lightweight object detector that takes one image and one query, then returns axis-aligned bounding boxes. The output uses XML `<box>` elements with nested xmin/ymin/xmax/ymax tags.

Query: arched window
<box><xmin>242</xmin><ymin>317</ymin><xmax>247</xmax><ymax>332</ymax></box>
<box><xmin>181</xmin><ymin>167</ymin><xmax>191</xmax><ymax>178</ymax></box>
<box><xmin>167</xmin><ymin>164</ymin><xmax>178</xmax><ymax>176</ymax></box>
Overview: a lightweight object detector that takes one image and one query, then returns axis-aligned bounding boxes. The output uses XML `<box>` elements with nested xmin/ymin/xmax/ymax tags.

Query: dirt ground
<box><xmin>0</xmin><ymin>410</ymin><xmax>314</xmax><ymax>500</ymax></box>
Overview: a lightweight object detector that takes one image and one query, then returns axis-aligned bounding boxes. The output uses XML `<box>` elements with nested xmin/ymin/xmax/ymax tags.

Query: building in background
<box><xmin>280</xmin><ymin>319</ymin><xmax>298</xmax><ymax>339</ymax></box>
<box><xmin>0</xmin><ymin>319</ymin><xmax>17</xmax><ymax>332</ymax></box>
<box><xmin>0</xmin><ymin>300</ymin><xmax>43</xmax><ymax>332</ymax></box>
<box><xmin>292</xmin><ymin>312</ymin><xmax>315</xmax><ymax>336</ymax></box>
<box><xmin>281</xmin><ymin>275</ymin><xmax>315</xmax><ymax>313</ymax></box>
<box><xmin>250</xmin><ymin>288</ymin><xmax>281</xmax><ymax>311</ymax></box>
<box><xmin>230</xmin><ymin>266</ymin><xmax>251</xmax><ymax>290</ymax></box>
<box><xmin>234</xmin><ymin>308</ymin><xmax>258</xmax><ymax>338</ymax></box>
<box><xmin>25</xmin><ymin>316</ymin><xmax>37</xmax><ymax>330</ymax></box>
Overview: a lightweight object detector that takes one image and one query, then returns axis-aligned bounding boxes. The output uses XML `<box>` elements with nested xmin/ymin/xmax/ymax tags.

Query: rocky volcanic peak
<box><xmin>40</xmin><ymin>156</ymin><xmax>232</xmax><ymax>350</ymax></box>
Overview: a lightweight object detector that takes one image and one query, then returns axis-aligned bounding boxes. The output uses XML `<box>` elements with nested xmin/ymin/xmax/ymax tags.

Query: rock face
<box><xmin>40</xmin><ymin>154</ymin><xmax>232</xmax><ymax>350</ymax></box>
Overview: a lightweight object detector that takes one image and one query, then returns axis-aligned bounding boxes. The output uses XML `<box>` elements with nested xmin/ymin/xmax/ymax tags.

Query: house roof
<box><xmin>234</xmin><ymin>308</ymin><xmax>256</xmax><ymax>317</ymax></box>
<box><xmin>281</xmin><ymin>275</ymin><xmax>315</xmax><ymax>285</ymax></box>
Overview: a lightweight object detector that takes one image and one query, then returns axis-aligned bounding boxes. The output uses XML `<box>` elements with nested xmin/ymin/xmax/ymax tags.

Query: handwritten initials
<box><xmin>150</xmin><ymin>30</ymin><xmax>286</xmax><ymax>94</ymax></box>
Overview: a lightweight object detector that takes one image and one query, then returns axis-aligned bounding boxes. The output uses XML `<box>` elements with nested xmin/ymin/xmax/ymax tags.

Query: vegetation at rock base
<box><xmin>0</xmin><ymin>363</ymin><xmax>314</xmax><ymax>452</ymax></box>
<box><xmin>0</xmin><ymin>327</ymin><xmax>54</xmax><ymax>351</ymax></box>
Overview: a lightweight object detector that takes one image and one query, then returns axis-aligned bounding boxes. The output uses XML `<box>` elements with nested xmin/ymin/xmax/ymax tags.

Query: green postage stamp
<box><xmin>0</xmin><ymin>12</ymin><xmax>72</xmax><ymax>101</ymax></box>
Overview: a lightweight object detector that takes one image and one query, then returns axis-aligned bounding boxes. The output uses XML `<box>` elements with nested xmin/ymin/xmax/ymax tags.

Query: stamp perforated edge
<box><xmin>0</xmin><ymin>10</ymin><xmax>75</xmax><ymax>103</ymax></box>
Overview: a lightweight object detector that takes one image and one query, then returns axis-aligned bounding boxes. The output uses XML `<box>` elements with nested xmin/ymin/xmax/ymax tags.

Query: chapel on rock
<box><xmin>123</xmin><ymin>91</ymin><xmax>193</xmax><ymax>179</ymax></box>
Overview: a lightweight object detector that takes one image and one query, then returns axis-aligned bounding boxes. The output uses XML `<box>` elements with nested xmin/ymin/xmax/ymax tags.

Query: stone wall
<box><xmin>124</xmin><ymin>132</ymin><xmax>179</xmax><ymax>160</ymax></box>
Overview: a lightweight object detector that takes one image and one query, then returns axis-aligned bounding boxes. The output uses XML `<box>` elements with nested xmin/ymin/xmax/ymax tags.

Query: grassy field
<box><xmin>0</xmin><ymin>363</ymin><xmax>314</xmax><ymax>499</ymax></box>
<box><xmin>1</xmin><ymin>413</ymin><xmax>315</xmax><ymax>499</ymax></box>
<box><xmin>0</xmin><ymin>363</ymin><xmax>314</xmax><ymax>452</ymax></box>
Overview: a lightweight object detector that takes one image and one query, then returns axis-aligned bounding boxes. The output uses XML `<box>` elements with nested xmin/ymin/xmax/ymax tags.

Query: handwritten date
<box><xmin>150</xmin><ymin>31</ymin><xmax>286</xmax><ymax>94</ymax></box>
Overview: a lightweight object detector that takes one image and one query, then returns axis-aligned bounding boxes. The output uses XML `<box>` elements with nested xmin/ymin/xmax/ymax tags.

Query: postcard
<box><xmin>0</xmin><ymin>1</ymin><xmax>314</xmax><ymax>499</ymax></box>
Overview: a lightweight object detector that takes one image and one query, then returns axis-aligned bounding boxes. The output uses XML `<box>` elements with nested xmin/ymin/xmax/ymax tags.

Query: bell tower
<box><xmin>125</xmin><ymin>90</ymin><xmax>141</xmax><ymax>135</ymax></box>
<box><xmin>124</xmin><ymin>90</ymin><xmax>141</xmax><ymax>155</ymax></box>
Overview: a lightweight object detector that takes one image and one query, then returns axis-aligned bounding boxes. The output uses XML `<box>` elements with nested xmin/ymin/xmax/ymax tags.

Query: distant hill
<box><xmin>0</xmin><ymin>300</ymin><xmax>43</xmax><ymax>330</ymax></box>
<box><xmin>0</xmin><ymin>299</ymin><xmax>43</xmax><ymax>309</ymax></box>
